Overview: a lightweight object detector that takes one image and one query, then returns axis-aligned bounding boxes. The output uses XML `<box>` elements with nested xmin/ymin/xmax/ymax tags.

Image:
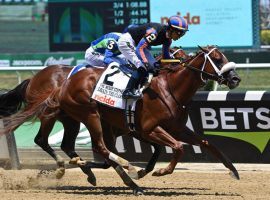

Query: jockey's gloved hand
<box><xmin>153</xmin><ymin>62</ymin><xmax>161</xmax><ymax>69</ymax></box>
<box><xmin>143</xmin><ymin>62</ymin><xmax>150</xmax><ymax>70</ymax></box>
<box><xmin>150</xmin><ymin>68</ymin><xmax>159</xmax><ymax>76</ymax></box>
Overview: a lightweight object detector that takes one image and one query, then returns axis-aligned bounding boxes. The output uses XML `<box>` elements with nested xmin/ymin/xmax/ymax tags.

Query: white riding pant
<box><xmin>117</xmin><ymin>33</ymin><xmax>143</xmax><ymax>69</ymax></box>
<box><xmin>85</xmin><ymin>47</ymin><xmax>127</xmax><ymax>67</ymax></box>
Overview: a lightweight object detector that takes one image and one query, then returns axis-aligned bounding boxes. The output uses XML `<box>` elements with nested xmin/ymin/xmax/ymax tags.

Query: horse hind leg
<box><xmin>83</xmin><ymin>113</ymin><xmax>144</xmax><ymax>194</ymax></box>
<box><xmin>34</xmin><ymin>117</ymin><xmax>65</xmax><ymax>179</ymax></box>
<box><xmin>59</xmin><ymin>115</ymin><xmax>97</xmax><ymax>186</ymax></box>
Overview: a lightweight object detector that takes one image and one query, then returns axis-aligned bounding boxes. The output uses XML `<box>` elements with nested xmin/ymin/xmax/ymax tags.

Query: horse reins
<box><xmin>158</xmin><ymin>48</ymin><xmax>226</xmax><ymax>112</ymax></box>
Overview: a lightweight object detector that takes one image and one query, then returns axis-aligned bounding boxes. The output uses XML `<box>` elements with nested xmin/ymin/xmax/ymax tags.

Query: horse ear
<box><xmin>198</xmin><ymin>45</ymin><xmax>207</xmax><ymax>52</ymax></box>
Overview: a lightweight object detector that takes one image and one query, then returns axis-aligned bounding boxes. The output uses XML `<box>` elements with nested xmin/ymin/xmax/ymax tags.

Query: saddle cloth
<box><xmin>70</xmin><ymin>62</ymin><xmax>139</xmax><ymax>130</ymax></box>
<box><xmin>91</xmin><ymin>62</ymin><xmax>138</xmax><ymax>110</ymax></box>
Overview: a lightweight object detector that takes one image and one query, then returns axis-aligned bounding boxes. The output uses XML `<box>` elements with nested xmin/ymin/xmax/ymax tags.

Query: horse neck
<box><xmin>167</xmin><ymin>59</ymin><xmax>204</xmax><ymax>105</ymax></box>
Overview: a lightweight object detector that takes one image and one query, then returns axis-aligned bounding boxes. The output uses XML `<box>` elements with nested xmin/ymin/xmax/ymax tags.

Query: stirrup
<box><xmin>122</xmin><ymin>90</ymin><xmax>142</xmax><ymax>99</ymax></box>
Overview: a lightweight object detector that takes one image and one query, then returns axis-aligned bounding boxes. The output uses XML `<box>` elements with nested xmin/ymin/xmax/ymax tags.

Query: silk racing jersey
<box><xmin>127</xmin><ymin>23</ymin><xmax>171</xmax><ymax>64</ymax></box>
<box><xmin>90</xmin><ymin>32</ymin><xmax>122</xmax><ymax>65</ymax></box>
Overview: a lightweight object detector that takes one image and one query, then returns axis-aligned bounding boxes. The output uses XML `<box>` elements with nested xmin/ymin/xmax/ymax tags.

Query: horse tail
<box><xmin>0</xmin><ymin>79</ymin><xmax>30</xmax><ymax>117</ymax></box>
<box><xmin>0</xmin><ymin>87</ymin><xmax>61</xmax><ymax>136</ymax></box>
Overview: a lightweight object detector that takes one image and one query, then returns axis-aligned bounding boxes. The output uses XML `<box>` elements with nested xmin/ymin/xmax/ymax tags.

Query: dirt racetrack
<box><xmin>0</xmin><ymin>163</ymin><xmax>270</xmax><ymax>200</ymax></box>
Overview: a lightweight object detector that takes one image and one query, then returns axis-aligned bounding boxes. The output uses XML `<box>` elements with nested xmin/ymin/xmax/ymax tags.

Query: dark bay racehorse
<box><xmin>1</xmin><ymin>45</ymin><xmax>240</xmax><ymax>194</ymax></box>
<box><xmin>0</xmin><ymin>66</ymin><xmax>92</xmax><ymax>180</ymax></box>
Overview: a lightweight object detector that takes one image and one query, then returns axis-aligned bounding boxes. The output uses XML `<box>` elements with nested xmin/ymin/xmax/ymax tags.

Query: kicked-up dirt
<box><xmin>0</xmin><ymin>163</ymin><xmax>270</xmax><ymax>200</ymax></box>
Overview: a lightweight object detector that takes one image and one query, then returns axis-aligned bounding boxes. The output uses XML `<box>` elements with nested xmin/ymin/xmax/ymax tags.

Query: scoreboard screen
<box><xmin>48</xmin><ymin>0</ymin><xmax>150</xmax><ymax>51</ymax></box>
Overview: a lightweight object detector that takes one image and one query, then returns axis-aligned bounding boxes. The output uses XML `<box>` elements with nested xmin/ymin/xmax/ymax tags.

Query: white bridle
<box><xmin>200</xmin><ymin>48</ymin><xmax>236</xmax><ymax>83</ymax></box>
<box><xmin>171</xmin><ymin>48</ymin><xmax>183</xmax><ymax>58</ymax></box>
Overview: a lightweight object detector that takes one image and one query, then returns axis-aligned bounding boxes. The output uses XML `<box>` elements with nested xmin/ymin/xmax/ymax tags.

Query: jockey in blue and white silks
<box><xmin>118</xmin><ymin>15</ymin><xmax>189</xmax><ymax>99</ymax></box>
<box><xmin>85</xmin><ymin>32</ymin><xmax>128</xmax><ymax>67</ymax></box>
<box><xmin>68</xmin><ymin>32</ymin><xmax>129</xmax><ymax>78</ymax></box>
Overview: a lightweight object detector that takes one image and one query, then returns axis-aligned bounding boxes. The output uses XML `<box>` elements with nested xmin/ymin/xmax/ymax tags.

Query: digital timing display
<box><xmin>48</xmin><ymin>0</ymin><xmax>150</xmax><ymax>51</ymax></box>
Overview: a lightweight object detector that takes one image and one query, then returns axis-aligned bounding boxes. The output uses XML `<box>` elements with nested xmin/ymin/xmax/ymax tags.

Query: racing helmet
<box><xmin>168</xmin><ymin>16</ymin><xmax>188</xmax><ymax>36</ymax></box>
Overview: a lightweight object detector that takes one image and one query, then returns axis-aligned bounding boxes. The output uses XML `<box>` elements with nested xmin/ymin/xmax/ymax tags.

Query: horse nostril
<box><xmin>232</xmin><ymin>76</ymin><xmax>241</xmax><ymax>83</ymax></box>
<box><xmin>229</xmin><ymin>73</ymin><xmax>241</xmax><ymax>82</ymax></box>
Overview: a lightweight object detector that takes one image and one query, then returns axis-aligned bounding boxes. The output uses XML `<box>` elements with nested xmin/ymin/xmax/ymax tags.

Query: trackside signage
<box><xmin>14</xmin><ymin>91</ymin><xmax>270</xmax><ymax>163</ymax></box>
<box><xmin>187</xmin><ymin>91</ymin><xmax>270</xmax><ymax>163</ymax></box>
<box><xmin>95</xmin><ymin>91</ymin><xmax>270</xmax><ymax>163</ymax></box>
<box><xmin>0</xmin><ymin>53</ymin><xmax>84</xmax><ymax>67</ymax></box>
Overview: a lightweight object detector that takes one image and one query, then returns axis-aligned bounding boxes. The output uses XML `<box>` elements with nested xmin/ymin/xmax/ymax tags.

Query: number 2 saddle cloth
<box><xmin>68</xmin><ymin>62</ymin><xmax>140</xmax><ymax>130</ymax></box>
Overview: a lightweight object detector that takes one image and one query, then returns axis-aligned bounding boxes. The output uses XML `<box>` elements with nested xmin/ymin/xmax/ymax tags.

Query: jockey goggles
<box><xmin>175</xmin><ymin>29</ymin><xmax>187</xmax><ymax>37</ymax></box>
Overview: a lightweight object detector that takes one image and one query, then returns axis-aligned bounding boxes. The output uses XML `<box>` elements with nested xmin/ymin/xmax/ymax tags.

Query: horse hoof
<box><xmin>152</xmin><ymin>169</ymin><xmax>162</xmax><ymax>176</ymax></box>
<box><xmin>57</xmin><ymin>161</ymin><xmax>65</xmax><ymax>168</ymax></box>
<box><xmin>55</xmin><ymin>167</ymin><xmax>65</xmax><ymax>179</ymax></box>
<box><xmin>128</xmin><ymin>170</ymin><xmax>139</xmax><ymax>180</ymax></box>
<box><xmin>137</xmin><ymin>169</ymin><xmax>147</xmax><ymax>179</ymax></box>
<box><xmin>69</xmin><ymin>157</ymin><xmax>80</xmax><ymax>165</ymax></box>
<box><xmin>152</xmin><ymin>168</ymin><xmax>171</xmax><ymax>177</ymax></box>
<box><xmin>77</xmin><ymin>160</ymin><xmax>87</xmax><ymax>166</ymax></box>
<box><xmin>133</xmin><ymin>188</ymin><xmax>144</xmax><ymax>196</ymax></box>
<box><xmin>87</xmin><ymin>175</ymin><xmax>97</xmax><ymax>186</ymax></box>
<box><xmin>229</xmin><ymin>170</ymin><xmax>240</xmax><ymax>180</ymax></box>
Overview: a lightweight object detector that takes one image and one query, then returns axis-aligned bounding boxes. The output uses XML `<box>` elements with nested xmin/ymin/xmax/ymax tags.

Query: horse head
<box><xmin>190</xmin><ymin>45</ymin><xmax>241</xmax><ymax>89</ymax></box>
<box><xmin>169</xmin><ymin>46</ymin><xmax>190</xmax><ymax>61</ymax></box>
<box><xmin>155</xmin><ymin>47</ymin><xmax>189</xmax><ymax>63</ymax></box>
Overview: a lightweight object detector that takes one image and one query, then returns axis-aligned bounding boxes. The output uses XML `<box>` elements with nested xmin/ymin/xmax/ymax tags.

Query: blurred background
<box><xmin>0</xmin><ymin>1</ymin><xmax>270</xmax><ymax>168</ymax></box>
<box><xmin>0</xmin><ymin>0</ymin><xmax>270</xmax><ymax>91</ymax></box>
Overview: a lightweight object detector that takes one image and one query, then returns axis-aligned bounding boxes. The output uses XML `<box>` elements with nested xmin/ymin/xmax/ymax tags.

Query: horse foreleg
<box><xmin>152</xmin><ymin>148</ymin><xmax>181</xmax><ymax>176</ymax></box>
<box><xmin>141</xmin><ymin>126</ymin><xmax>184</xmax><ymax>177</ymax></box>
<box><xmin>142</xmin><ymin>143</ymin><xmax>162</xmax><ymax>177</ymax></box>
<box><xmin>34</xmin><ymin>117</ymin><xmax>65</xmax><ymax>179</ymax></box>
<box><xmin>178</xmin><ymin>126</ymin><xmax>240</xmax><ymax>180</ymax></box>
<box><xmin>130</xmin><ymin>140</ymin><xmax>161</xmax><ymax>179</ymax></box>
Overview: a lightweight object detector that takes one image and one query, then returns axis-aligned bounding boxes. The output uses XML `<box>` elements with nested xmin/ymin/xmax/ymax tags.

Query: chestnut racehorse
<box><xmin>3</xmin><ymin>45</ymin><xmax>240</xmax><ymax>194</ymax></box>
<box><xmin>0</xmin><ymin>48</ymin><xmax>194</xmax><ymax>185</ymax></box>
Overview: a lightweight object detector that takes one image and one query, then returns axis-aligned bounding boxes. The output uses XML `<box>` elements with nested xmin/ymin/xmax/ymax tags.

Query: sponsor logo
<box><xmin>12</xmin><ymin>60</ymin><xmax>43</xmax><ymax>66</ymax></box>
<box><xmin>200</xmin><ymin>107</ymin><xmax>270</xmax><ymax>153</ymax></box>
<box><xmin>94</xmin><ymin>94</ymin><xmax>115</xmax><ymax>106</ymax></box>
<box><xmin>0</xmin><ymin>60</ymin><xmax>10</xmax><ymax>67</ymax></box>
<box><xmin>97</xmin><ymin>83</ymin><xmax>123</xmax><ymax>98</ymax></box>
<box><xmin>161</xmin><ymin>12</ymin><xmax>200</xmax><ymax>25</ymax></box>
<box><xmin>44</xmin><ymin>56</ymin><xmax>74</xmax><ymax>66</ymax></box>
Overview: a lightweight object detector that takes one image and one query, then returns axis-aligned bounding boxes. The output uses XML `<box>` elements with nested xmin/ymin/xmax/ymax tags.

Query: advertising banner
<box><xmin>95</xmin><ymin>91</ymin><xmax>270</xmax><ymax>163</ymax></box>
<box><xmin>14</xmin><ymin>91</ymin><xmax>270</xmax><ymax>163</ymax></box>
<box><xmin>189</xmin><ymin>91</ymin><xmax>270</xmax><ymax>163</ymax></box>
<box><xmin>0</xmin><ymin>52</ymin><xmax>84</xmax><ymax>67</ymax></box>
<box><xmin>150</xmin><ymin>0</ymin><xmax>253</xmax><ymax>48</ymax></box>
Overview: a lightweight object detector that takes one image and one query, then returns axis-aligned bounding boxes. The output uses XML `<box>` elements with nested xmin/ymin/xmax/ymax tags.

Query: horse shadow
<box><xmin>48</xmin><ymin>185</ymin><xmax>241</xmax><ymax>197</ymax></box>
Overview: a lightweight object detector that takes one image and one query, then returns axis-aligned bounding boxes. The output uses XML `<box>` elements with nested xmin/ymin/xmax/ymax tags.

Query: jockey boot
<box><xmin>122</xmin><ymin>67</ymin><xmax>147</xmax><ymax>99</ymax></box>
<box><xmin>122</xmin><ymin>76</ymin><xmax>141</xmax><ymax>99</ymax></box>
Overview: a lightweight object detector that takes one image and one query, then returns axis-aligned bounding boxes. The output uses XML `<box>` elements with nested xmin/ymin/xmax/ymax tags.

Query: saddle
<box><xmin>67</xmin><ymin>63</ymin><xmax>93</xmax><ymax>78</ymax></box>
<box><xmin>91</xmin><ymin>62</ymin><xmax>153</xmax><ymax>131</ymax></box>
